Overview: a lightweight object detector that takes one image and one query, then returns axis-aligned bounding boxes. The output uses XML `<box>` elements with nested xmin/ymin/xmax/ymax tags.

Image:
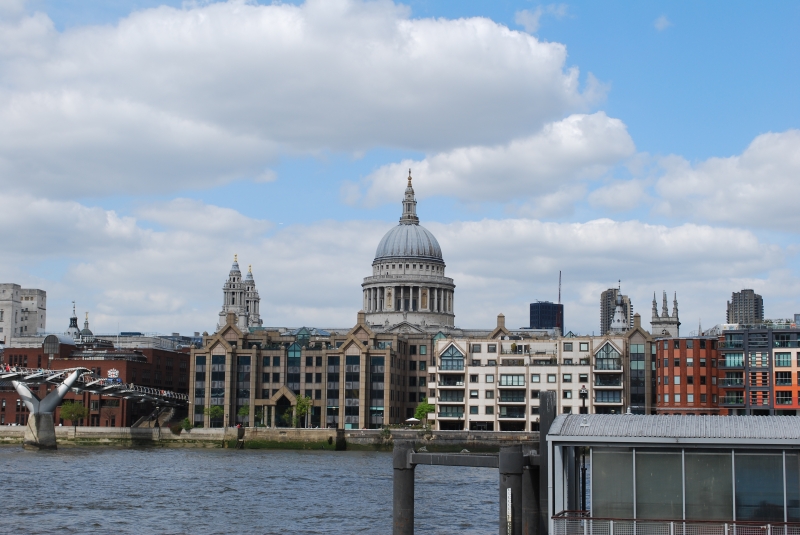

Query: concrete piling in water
<box><xmin>538</xmin><ymin>391</ymin><xmax>557</xmax><ymax>535</ymax></box>
<box><xmin>499</xmin><ymin>445</ymin><xmax>523</xmax><ymax>535</ymax></box>
<box><xmin>393</xmin><ymin>440</ymin><xmax>415</xmax><ymax>535</ymax></box>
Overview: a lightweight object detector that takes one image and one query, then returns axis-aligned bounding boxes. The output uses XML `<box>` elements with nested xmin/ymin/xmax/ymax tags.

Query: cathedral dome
<box><xmin>374</xmin><ymin>223</ymin><xmax>442</xmax><ymax>261</ymax></box>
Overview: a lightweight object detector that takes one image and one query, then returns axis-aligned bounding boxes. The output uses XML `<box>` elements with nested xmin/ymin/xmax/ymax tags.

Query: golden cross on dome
<box><xmin>234</xmin><ymin>254</ymin><xmax>238</xmax><ymax>262</ymax></box>
<box><xmin>407</xmin><ymin>168</ymin><xmax>412</xmax><ymax>186</ymax></box>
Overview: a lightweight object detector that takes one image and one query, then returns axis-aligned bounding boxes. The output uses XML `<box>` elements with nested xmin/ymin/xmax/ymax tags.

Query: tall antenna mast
<box><xmin>558</xmin><ymin>271</ymin><xmax>562</xmax><ymax>304</ymax></box>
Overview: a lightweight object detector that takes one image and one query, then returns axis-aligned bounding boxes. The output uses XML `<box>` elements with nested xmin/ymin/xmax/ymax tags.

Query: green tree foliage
<box><xmin>237</xmin><ymin>405</ymin><xmax>250</xmax><ymax>417</ymax></box>
<box><xmin>60</xmin><ymin>401</ymin><xmax>89</xmax><ymax>428</ymax></box>
<box><xmin>283</xmin><ymin>396</ymin><xmax>313</xmax><ymax>427</ymax></box>
<box><xmin>181</xmin><ymin>417</ymin><xmax>193</xmax><ymax>431</ymax></box>
<box><xmin>204</xmin><ymin>405</ymin><xmax>224</xmax><ymax>420</ymax></box>
<box><xmin>414</xmin><ymin>397</ymin><xmax>434</xmax><ymax>421</ymax></box>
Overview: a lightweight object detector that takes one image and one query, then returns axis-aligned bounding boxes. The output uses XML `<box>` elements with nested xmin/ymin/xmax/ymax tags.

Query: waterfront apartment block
<box><xmin>0</xmin><ymin>283</ymin><xmax>46</xmax><ymax>344</ymax></box>
<box><xmin>655</xmin><ymin>336</ymin><xmax>721</xmax><ymax>415</ymax></box>
<box><xmin>427</xmin><ymin>315</ymin><xmax>657</xmax><ymax>431</ymax></box>
<box><xmin>716</xmin><ymin>325</ymin><xmax>800</xmax><ymax>415</ymax></box>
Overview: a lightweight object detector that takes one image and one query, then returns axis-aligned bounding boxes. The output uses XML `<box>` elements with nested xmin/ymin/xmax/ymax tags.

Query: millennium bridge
<box><xmin>0</xmin><ymin>365</ymin><xmax>187</xmax><ymax>449</ymax></box>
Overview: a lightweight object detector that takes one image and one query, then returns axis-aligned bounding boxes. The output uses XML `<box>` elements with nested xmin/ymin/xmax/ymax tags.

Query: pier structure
<box><xmin>392</xmin><ymin>391</ymin><xmax>557</xmax><ymax>535</ymax></box>
<box><xmin>2</xmin><ymin>366</ymin><xmax>187</xmax><ymax>449</ymax></box>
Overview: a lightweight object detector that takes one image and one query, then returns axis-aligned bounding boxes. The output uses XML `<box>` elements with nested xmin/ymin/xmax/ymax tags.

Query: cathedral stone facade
<box><xmin>651</xmin><ymin>291</ymin><xmax>680</xmax><ymax>338</ymax></box>
<box><xmin>362</xmin><ymin>172</ymin><xmax>455</xmax><ymax>329</ymax></box>
<box><xmin>218</xmin><ymin>256</ymin><xmax>262</xmax><ymax>331</ymax></box>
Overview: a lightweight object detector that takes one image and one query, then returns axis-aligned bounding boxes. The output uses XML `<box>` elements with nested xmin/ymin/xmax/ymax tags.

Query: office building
<box><xmin>0</xmin><ymin>284</ymin><xmax>46</xmax><ymax>344</ymax></box>
<box><xmin>529</xmin><ymin>301</ymin><xmax>564</xmax><ymax>332</ymax></box>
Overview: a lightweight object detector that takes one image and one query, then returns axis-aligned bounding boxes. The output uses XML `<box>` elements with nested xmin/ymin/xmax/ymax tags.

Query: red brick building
<box><xmin>0</xmin><ymin>335</ymin><xmax>189</xmax><ymax>427</ymax></box>
<box><xmin>655</xmin><ymin>336</ymin><xmax>721</xmax><ymax>415</ymax></box>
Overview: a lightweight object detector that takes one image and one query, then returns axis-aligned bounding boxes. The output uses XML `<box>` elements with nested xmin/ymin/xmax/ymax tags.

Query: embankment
<box><xmin>0</xmin><ymin>426</ymin><xmax>537</xmax><ymax>451</ymax></box>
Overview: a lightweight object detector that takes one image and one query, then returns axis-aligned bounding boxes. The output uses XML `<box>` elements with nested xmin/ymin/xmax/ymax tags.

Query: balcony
<box><xmin>594</xmin><ymin>376</ymin><xmax>622</xmax><ymax>388</ymax></box>
<box><xmin>594</xmin><ymin>359</ymin><xmax>622</xmax><ymax>371</ymax></box>
<box><xmin>718</xmin><ymin>341</ymin><xmax>744</xmax><ymax>349</ymax></box>
<box><xmin>531</xmin><ymin>359</ymin><xmax>558</xmax><ymax>366</ymax></box>
<box><xmin>498</xmin><ymin>407</ymin><xmax>526</xmax><ymax>419</ymax></box>
<box><xmin>438</xmin><ymin>376</ymin><xmax>465</xmax><ymax>387</ymax></box>
<box><xmin>438</xmin><ymin>409</ymin><xmax>464</xmax><ymax>419</ymax></box>
<box><xmin>718</xmin><ymin>378</ymin><xmax>744</xmax><ymax>387</ymax></box>
<box><xmin>721</xmin><ymin>395</ymin><xmax>745</xmax><ymax>406</ymax></box>
<box><xmin>720</xmin><ymin>360</ymin><xmax>744</xmax><ymax>369</ymax></box>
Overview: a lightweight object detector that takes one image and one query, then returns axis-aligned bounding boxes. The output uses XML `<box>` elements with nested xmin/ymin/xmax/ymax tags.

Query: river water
<box><xmin>0</xmin><ymin>446</ymin><xmax>499</xmax><ymax>534</ymax></box>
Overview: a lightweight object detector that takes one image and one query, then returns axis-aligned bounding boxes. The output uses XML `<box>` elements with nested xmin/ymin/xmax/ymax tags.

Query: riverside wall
<box><xmin>0</xmin><ymin>426</ymin><xmax>538</xmax><ymax>451</ymax></box>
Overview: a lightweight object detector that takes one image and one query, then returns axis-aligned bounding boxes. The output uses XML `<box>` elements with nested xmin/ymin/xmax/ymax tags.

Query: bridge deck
<box><xmin>0</xmin><ymin>366</ymin><xmax>188</xmax><ymax>406</ymax></box>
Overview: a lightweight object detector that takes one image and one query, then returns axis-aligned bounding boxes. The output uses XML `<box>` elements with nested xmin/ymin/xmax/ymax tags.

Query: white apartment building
<box><xmin>428</xmin><ymin>334</ymin><xmax>626</xmax><ymax>431</ymax></box>
<box><xmin>0</xmin><ymin>284</ymin><xmax>46</xmax><ymax>344</ymax></box>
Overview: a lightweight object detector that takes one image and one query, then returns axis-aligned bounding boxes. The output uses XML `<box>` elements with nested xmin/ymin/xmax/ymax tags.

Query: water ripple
<box><xmin>0</xmin><ymin>446</ymin><xmax>498</xmax><ymax>534</ymax></box>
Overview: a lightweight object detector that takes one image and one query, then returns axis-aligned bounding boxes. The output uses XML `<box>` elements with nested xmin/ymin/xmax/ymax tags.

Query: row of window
<box><xmin>660</xmin><ymin>339</ymin><xmax>715</xmax><ymax>350</ymax></box>
<box><xmin>660</xmin><ymin>393</ymin><xmax>716</xmax><ymax>404</ymax></box>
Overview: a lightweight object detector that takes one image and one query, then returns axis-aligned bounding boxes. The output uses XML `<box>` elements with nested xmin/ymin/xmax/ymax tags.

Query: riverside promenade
<box><xmin>0</xmin><ymin>426</ymin><xmax>537</xmax><ymax>451</ymax></box>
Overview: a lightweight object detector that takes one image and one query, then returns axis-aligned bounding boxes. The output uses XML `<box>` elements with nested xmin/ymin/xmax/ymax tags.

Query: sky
<box><xmin>0</xmin><ymin>0</ymin><xmax>798</xmax><ymax>336</ymax></box>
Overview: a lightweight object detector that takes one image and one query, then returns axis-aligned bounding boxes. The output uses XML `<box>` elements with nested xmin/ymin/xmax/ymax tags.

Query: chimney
<box><xmin>497</xmin><ymin>313</ymin><xmax>505</xmax><ymax>329</ymax></box>
<box><xmin>633</xmin><ymin>313</ymin><xmax>641</xmax><ymax>328</ymax></box>
<box><xmin>357</xmin><ymin>310</ymin><xmax>366</xmax><ymax>325</ymax></box>
<box><xmin>194</xmin><ymin>332</ymin><xmax>200</xmax><ymax>337</ymax></box>
<box><xmin>226</xmin><ymin>312</ymin><xmax>236</xmax><ymax>325</ymax></box>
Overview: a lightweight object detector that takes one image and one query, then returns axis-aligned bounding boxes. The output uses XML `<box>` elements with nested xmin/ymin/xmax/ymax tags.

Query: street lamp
<box><xmin>579</xmin><ymin>385</ymin><xmax>588</xmax><ymax>414</ymax></box>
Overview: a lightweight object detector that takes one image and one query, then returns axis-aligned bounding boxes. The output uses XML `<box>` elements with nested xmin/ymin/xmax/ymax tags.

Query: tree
<box><xmin>60</xmin><ymin>401</ymin><xmax>89</xmax><ymax>429</ymax></box>
<box><xmin>204</xmin><ymin>405</ymin><xmax>224</xmax><ymax>426</ymax></box>
<box><xmin>284</xmin><ymin>396</ymin><xmax>312</xmax><ymax>427</ymax></box>
<box><xmin>414</xmin><ymin>397</ymin><xmax>435</xmax><ymax>422</ymax></box>
<box><xmin>254</xmin><ymin>408</ymin><xmax>265</xmax><ymax>427</ymax></box>
<box><xmin>181</xmin><ymin>417</ymin><xmax>193</xmax><ymax>431</ymax></box>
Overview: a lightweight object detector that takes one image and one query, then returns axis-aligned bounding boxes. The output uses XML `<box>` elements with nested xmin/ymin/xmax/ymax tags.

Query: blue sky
<box><xmin>1</xmin><ymin>0</ymin><xmax>798</xmax><ymax>335</ymax></box>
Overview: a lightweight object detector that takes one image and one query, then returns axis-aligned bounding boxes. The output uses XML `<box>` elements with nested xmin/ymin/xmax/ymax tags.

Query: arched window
<box><xmin>440</xmin><ymin>345</ymin><xmax>464</xmax><ymax>370</ymax></box>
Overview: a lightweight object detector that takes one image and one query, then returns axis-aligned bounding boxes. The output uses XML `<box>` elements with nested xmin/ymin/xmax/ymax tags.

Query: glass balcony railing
<box><xmin>438</xmin><ymin>409</ymin><xmax>464</xmax><ymax>418</ymax></box>
<box><xmin>719</xmin><ymin>378</ymin><xmax>744</xmax><ymax>387</ymax></box>
<box><xmin>721</xmin><ymin>395</ymin><xmax>745</xmax><ymax>405</ymax></box>
<box><xmin>595</xmin><ymin>359</ymin><xmax>622</xmax><ymax>370</ymax></box>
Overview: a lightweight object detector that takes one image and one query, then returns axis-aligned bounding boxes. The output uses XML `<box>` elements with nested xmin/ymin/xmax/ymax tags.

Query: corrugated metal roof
<box><xmin>549</xmin><ymin>414</ymin><xmax>800</xmax><ymax>441</ymax></box>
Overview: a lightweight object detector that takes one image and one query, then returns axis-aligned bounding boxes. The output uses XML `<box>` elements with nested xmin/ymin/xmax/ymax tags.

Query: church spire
<box><xmin>662</xmin><ymin>291</ymin><xmax>669</xmax><ymax>318</ymax></box>
<box><xmin>399</xmin><ymin>169</ymin><xmax>419</xmax><ymax>225</ymax></box>
<box><xmin>672</xmin><ymin>291</ymin><xmax>679</xmax><ymax>318</ymax></box>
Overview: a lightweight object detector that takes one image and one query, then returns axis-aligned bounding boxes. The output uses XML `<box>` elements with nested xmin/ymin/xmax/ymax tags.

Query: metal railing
<box><xmin>553</xmin><ymin>512</ymin><xmax>800</xmax><ymax>535</ymax></box>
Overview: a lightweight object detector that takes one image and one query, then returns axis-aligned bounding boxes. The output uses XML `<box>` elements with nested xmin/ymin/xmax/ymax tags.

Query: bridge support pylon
<box><xmin>13</xmin><ymin>369</ymin><xmax>84</xmax><ymax>450</ymax></box>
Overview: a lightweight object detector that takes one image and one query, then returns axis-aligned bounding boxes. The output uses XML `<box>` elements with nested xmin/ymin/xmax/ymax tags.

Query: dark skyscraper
<box><xmin>726</xmin><ymin>289</ymin><xmax>764</xmax><ymax>324</ymax></box>
<box><xmin>529</xmin><ymin>301</ymin><xmax>564</xmax><ymax>332</ymax></box>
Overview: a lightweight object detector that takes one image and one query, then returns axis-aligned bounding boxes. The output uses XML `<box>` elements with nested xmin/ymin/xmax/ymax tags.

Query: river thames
<box><xmin>0</xmin><ymin>446</ymin><xmax>499</xmax><ymax>534</ymax></box>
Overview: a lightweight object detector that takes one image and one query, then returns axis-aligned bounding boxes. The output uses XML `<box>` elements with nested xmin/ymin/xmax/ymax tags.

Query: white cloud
<box><xmin>0</xmin><ymin>0</ymin><xmax>599</xmax><ymax>198</ymax></box>
<box><xmin>0</xmin><ymin>195</ymin><xmax>791</xmax><ymax>336</ymax></box>
<box><xmin>588</xmin><ymin>179</ymin><xmax>651</xmax><ymax>212</ymax></box>
<box><xmin>654</xmin><ymin>129</ymin><xmax>800</xmax><ymax>229</ymax></box>
<box><xmin>515</xmin><ymin>4</ymin><xmax>568</xmax><ymax>33</ymax></box>
<box><xmin>654</xmin><ymin>15</ymin><xmax>671</xmax><ymax>31</ymax></box>
<box><xmin>348</xmin><ymin>112</ymin><xmax>635</xmax><ymax>207</ymax></box>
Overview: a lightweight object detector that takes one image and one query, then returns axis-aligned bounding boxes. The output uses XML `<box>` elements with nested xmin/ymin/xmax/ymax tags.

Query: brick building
<box><xmin>655</xmin><ymin>336</ymin><xmax>721</xmax><ymax>415</ymax></box>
